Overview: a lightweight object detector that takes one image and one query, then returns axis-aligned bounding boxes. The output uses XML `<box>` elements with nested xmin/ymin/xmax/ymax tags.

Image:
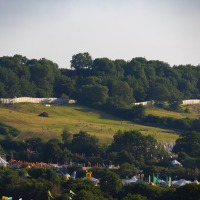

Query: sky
<box><xmin>0</xmin><ymin>0</ymin><xmax>200</xmax><ymax>68</ymax></box>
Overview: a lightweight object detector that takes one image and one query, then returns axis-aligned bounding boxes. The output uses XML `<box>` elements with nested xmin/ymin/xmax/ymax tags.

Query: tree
<box><xmin>122</xmin><ymin>193</ymin><xmax>147</xmax><ymax>200</ymax></box>
<box><xmin>117</xmin><ymin>162</ymin><xmax>137</xmax><ymax>178</ymax></box>
<box><xmin>173</xmin><ymin>132</ymin><xmax>200</xmax><ymax>158</ymax></box>
<box><xmin>70</xmin><ymin>131</ymin><xmax>100</xmax><ymax>156</ymax></box>
<box><xmin>78</xmin><ymin>84</ymin><xmax>109</xmax><ymax>106</ymax></box>
<box><xmin>100</xmin><ymin>170</ymin><xmax>122</xmax><ymax>196</ymax></box>
<box><xmin>130</xmin><ymin>105</ymin><xmax>146</xmax><ymax>120</ymax></box>
<box><xmin>108</xmin><ymin>80</ymin><xmax>134</xmax><ymax>109</ymax></box>
<box><xmin>43</xmin><ymin>139</ymin><xmax>62</xmax><ymax>163</ymax></box>
<box><xmin>172</xmin><ymin>184</ymin><xmax>200</xmax><ymax>200</ymax></box>
<box><xmin>61</xmin><ymin>128</ymin><xmax>72</xmax><ymax>146</ymax></box>
<box><xmin>109</xmin><ymin>130</ymin><xmax>158</xmax><ymax>160</ymax></box>
<box><xmin>70</xmin><ymin>52</ymin><xmax>92</xmax><ymax>70</ymax></box>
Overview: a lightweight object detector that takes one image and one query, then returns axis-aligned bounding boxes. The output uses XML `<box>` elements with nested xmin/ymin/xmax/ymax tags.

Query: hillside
<box><xmin>146</xmin><ymin>105</ymin><xmax>200</xmax><ymax>119</ymax></box>
<box><xmin>0</xmin><ymin>103</ymin><xmax>180</xmax><ymax>143</ymax></box>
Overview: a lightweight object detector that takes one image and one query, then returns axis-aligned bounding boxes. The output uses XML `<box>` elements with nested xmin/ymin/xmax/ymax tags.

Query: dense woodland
<box><xmin>0</xmin><ymin>53</ymin><xmax>200</xmax><ymax>105</ymax></box>
<box><xmin>1</xmin><ymin>53</ymin><xmax>200</xmax><ymax>199</ymax></box>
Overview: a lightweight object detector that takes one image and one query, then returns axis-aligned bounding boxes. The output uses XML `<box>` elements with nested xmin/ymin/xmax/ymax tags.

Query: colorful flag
<box><xmin>69</xmin><ymin>190</ymin><xmax>75</xmax><ymax>200</ymax></box>
<box><xmin>168</xmin><ymin>176</ymin><xmax>171</xmax><ymax>187</ymax></box>
<box><xmin>48</xmin><ymin>190</ymin><xmax>53</xmax><ymax>200</ymax></box>
<box><xmin>148</xmin><ymin>175</ymin><xmax>151</xmax><ymax>183</ymax></box>
<box><xmin>153</xmin><ymin>173</ymin><xmax>156</xmax><ymax>184</ymax></box>
<box><xmin>166</xmin><ymin>176</ymin><xmax>168</xmax><ymax>186</ymax></box>
<box><xmin>156</xmin><ymin>173</ymin><xmax>159</xmax><ymax>185</ymax></box>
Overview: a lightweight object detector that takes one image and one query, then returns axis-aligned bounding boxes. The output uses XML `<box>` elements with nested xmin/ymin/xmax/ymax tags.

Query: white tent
<box><xmin>172</xmin><ymin>179</ymin><xmax>191</xmax><ymax>186</ymax></box>
<box><xmin>171</xmin><ymin>160</ymin><xmax>182</xmax><ymax>166</ymax></box>
<box><xmin>0</xmin><ymin>156</ymin><xmax>8</xmax><ymax>167</ymax></box>
<box><xmin>122</xmin><ymin>176</ymin><xmax>138</xmax><ymax>184</ymax></box>
<box><xmin>158</xmin><ymin>179</ymin><xmax>166</xmax><ymax>185</ymax></box>
<box><xmin>83</xmin><ymin>177</ymin><xmax>99</xmax><ymax>186</ymax></box>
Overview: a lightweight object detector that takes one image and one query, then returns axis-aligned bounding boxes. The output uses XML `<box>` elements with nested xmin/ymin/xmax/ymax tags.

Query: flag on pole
<box><xmin>153</xmin><ymin>173</ymin><xmax>156</xmax><ymax>184</ymax></box>
<box><xmin>156</xmin><ymin>173</ymin><xmax>159</xmax><ymax>185</ymax></box>
<box><xmin>166</xmin><ymin>176</ymin><xmax>168</xmax><ymax>186</ymax></box>
<box><xmin>148</xmin><ymin>175</ymin><xmax>151</xmax><ymax>183</ymax></box>
<box><xmin>48</xmin><ymin>190</ymin><xmax>53</xmax><ymax>200</ymax></box>
<box><xmin>69</xmin><ymin>190</ymin><xmax>75</xmax><ymax>200</ymax></box>
<box><xmin>168</xmin><ymin>176</ymin><xmax>171</xmax><ymax>187</ymax></box>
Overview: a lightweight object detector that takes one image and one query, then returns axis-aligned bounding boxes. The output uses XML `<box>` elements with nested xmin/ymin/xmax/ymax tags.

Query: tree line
<box><xmin>0</xmin><ymin>53</ymin><xmax>200</xmax><ymax>106</ymax></box>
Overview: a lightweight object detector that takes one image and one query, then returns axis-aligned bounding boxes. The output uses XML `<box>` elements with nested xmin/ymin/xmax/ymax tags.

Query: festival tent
<box><xmin>193</xmin><ymin>180</ymin><xmax>199</xmax><ymax>184</ymax></box>
<box><xmin>0</xmin><ymin>156</ymin><xmax>8</xmax><ymax>167</ymax></box>
<box><xmin>83</xmin><ymin>177</ymin><xmax>99</xmax><ymax>186</ymax></box>
<box><xmin>122</xmin><ymin>176</ymin><xmax>138</xmax><ymax>184</ymax></box>
<box><xmin>158</xmin><ymin>179</ymin><xmax>166</xmax><ymax>185</ymax></box>
<box><xmin>172</xmin><ymin>179</ymin><xmax>191</xmax><ymax>186</ymax></box>
<box><xmin>171</xmin><ymin>160</ymin><xmax>182</xmax><ymax>166</ymax></box>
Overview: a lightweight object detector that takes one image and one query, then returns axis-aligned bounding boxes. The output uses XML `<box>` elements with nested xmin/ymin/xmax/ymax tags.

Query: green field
<box><xmin>146</xmin><ymin>105</ymin><xmax>200</xmax><ymax>119</ymax></box>
<box><xmin>0</xmin><ymin>103</ymin><xmax>186</xmax><ymax>143</ymax></box>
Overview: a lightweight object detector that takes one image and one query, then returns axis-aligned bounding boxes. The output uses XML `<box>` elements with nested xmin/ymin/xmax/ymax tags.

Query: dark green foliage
<box><xmin>0</xmin><ymin>122</ymin><xmax>20</xmax><ymax>137</ymax></box>
<box><xmin>172</xmin><ymin>184</ymin><xmax>200</xmax><ymax>200</ymax></box>
<box><xmin>109</xmin><ymin>130</ymin><xmax>158</xmax><ymax>161</ymax></box>
<box><xmin>70</xmin><ymin>130</ymin><xmax>100</xmax><ymax>156</ymax></box>
<box><xmin>78</xmin><ymin>84</ymin><xmax>109</xmax><ymax>106</ymax></box>
<box><xmin>38</xmin><ymin>112</ymin><xmax>49</xmax><ymax>117</ymax></box>
<box><xmin>70</xmin><ymin>52</ymin><xmax>92</xmax><ymax>70</ymax></box>
<box><xmin>100</xmin><ymin>170</ymin><xmax>123</xmax><ymax>196</ymax></box>
<box><xmin>173</xmin><ymin>132</ymin><xmax>200</xmax><ymax>158</ymax></box>
<box><xmin>122</xmin><ymin>193</ymin><xmax>147</xmax><ymax>200</ymax></box>
<box><xmin>131</xmin><ymin>105</ymin><xmax>146</xmax><ymax>120</ymax></box>
<box><xmin>0</xmin><ymin>54</ymin><xmax>200</xmax><ymax>121</ymax></box>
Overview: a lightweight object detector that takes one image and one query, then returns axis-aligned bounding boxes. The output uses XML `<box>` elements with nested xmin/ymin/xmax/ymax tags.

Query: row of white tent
<box><xmin>122</xmin><ymin>176</ymin><xmax>199</xmax><ymax>186</ymax></box>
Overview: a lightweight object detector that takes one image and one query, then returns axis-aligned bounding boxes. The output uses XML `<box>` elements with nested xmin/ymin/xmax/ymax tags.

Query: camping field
<box><xmin>0</xmin><ymin>103</ymin><xmax>186</xmax><ymax>143</ymax></box>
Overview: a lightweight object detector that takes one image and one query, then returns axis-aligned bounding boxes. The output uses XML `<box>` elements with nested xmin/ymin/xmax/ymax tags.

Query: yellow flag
<box><xmin>70</xmin><ymin>190</ymin><xmax>75</xmax><ymax>195</ymax></box>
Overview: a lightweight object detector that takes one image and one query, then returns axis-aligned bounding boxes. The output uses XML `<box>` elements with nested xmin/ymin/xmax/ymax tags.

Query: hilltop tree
<box><xmin>70</xmin><ymin>52</ymin><xmax>92</xmax><ymax>71</ymax></box>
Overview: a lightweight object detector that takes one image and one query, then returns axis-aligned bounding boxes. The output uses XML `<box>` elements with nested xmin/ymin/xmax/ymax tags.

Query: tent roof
<box><xmin>0</xmin><ymin>156</ymin><xmax>8</xmax><ymax>164</ymax></box>
<box><xmin>172</xmin><ymin>179</ymin><xmax>191</xmax><ymax>186</ymax></box>
<box><xmin>171</xmin><ymin>160</ymin><xmax>182</xmax><ymax>166</ymax></box>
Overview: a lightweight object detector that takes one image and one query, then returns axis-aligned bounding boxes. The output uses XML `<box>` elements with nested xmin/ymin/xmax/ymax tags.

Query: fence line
<box><xmin>0</xmin><ymin>98</ymin><xmax>199</xmax><ymax>106</ymax></box>
<box><xmin>134</xmin><ymin>99</ymin><xmax>200</xmax><ymax>106</ymax></box>
<box><xmin>0</xmin><ymin>97</ymin><xmax>75</xmax><ymax>105</ymax></box>
<box><xmin>182</xmin><ymin>99</ymin><xmax>200</xmax><ymax>105</ymax></box>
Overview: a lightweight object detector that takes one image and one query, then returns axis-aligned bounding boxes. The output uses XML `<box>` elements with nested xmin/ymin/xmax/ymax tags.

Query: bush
<box><xmin>38</xmin><ymin>112</ymin><xmax>49</xmax><ymax>117</ymax></box>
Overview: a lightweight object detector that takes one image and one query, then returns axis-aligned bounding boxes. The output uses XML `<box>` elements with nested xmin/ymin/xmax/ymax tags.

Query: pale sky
<box><xmin>0</xmin><ymin>0</ymin><xmax>200</xmax><ymax>68</ymax></box>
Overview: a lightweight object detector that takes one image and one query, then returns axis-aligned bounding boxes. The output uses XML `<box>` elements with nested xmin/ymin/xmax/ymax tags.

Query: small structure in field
<box><xmin>38</xmin><ymin>112</ymin><xmax>49</xmax><ymax>117</ymax></box>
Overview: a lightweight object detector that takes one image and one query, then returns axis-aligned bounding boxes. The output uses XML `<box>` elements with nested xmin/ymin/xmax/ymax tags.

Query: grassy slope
<box><xmin>146</xmin><ymin>105</ymin><xmax>200</xmax><ymax>119</ymax></box>
<box><xmin>0</xmin><ymin>103</ymin><xmax>187</xmax><ymax>144</ymax></box>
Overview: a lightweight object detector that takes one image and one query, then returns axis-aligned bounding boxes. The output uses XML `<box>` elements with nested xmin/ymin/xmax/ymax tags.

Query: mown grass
<box><xmin>0</xmin><ymin>103</ymin><xmax>181</xmax><ymax>143</ymax></box>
